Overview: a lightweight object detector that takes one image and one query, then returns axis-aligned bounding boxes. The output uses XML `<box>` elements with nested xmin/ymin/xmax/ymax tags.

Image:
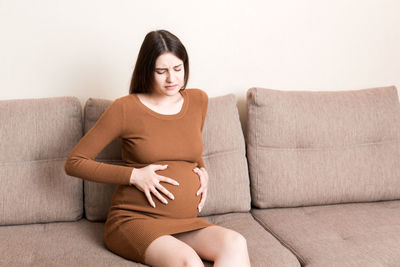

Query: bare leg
<box><xmin>144</xmin><ymin>235</ymin><xmax>205</xmax><ymax>267</ymax></box>
<box><xmin>173</xmin><ymin>225</ymin><xmax>251</xmax><ymax>267</ymax></box>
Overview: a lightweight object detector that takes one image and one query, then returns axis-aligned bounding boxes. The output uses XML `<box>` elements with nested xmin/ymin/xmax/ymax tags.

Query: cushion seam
<box><xmin>0</xmin><ymin>150</ymin><xmax>243</xmax><ymax>166</ymax></box>
<box><xmin>250</xmin><ymin>211</ymin><xmax>306</xmax><ymax>266</ymax></box>
<box><xmin>203</xmin><ymin>149</ymin><xmax>243</xmax><ymax>159</ymax></box>
<box><xmin>0</xmin><ymin>157</ymin><xmax>68</xmax><ymax>165</ymax></box>
<box><xmin>256</xmin><ymin>139</ymin><xmax>400</xmax><ymax>151</ymax></box>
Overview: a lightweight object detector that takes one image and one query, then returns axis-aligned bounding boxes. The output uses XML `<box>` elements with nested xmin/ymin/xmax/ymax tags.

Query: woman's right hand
<box><xmin>129</xmin><ymin>164</ymin><xmax>179</xmax><ymax>208</ymax></box>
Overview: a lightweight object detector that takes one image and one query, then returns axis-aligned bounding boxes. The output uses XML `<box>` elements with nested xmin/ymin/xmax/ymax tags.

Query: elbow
<box><xmin>64</xmin><ymin>153</ymin><xmax>79</xmax><ymax>177</ymax></box>
<box><xmin>64</xmin><ymin>153</ymin><xmax>90</xmax><ymax>178</ymax></box>
<box><xmin>64</xmin><ymin>156</ymin><xmax>73</xmax><ymax>176</ymax></box>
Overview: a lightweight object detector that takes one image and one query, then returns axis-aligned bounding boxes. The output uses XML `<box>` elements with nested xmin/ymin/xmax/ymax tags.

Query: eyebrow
<box><xmin>155</xmin><ymin>64</ymin><xmax>182</xmax><ymax>71</ymax></box>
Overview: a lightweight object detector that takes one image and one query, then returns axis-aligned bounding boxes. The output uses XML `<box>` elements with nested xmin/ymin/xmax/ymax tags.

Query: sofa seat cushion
<box><xmin>0</xmin><ymin>219</ymin><xmax>141</xmax><ymax>267</ymax></box>
<box><xmin>204</xmin><ymin>212</ymin><xmax>300</xmax><ymax>267</ymax></box>
<box><xmin>0</xmin><ymin>213</ymin><xmax>300</xmax><ymax>267</ymax></box>
<box><xmin>251</xmin><ymin>200</ymin><xmax>400</xmax><ymax>267</ymax></box>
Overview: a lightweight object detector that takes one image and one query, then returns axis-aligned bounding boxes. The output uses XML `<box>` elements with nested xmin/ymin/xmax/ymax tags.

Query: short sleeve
<box><xmin>64</xmin><ymin>98</ymin><xmax>133</xmax><ymax>185</ymax></box>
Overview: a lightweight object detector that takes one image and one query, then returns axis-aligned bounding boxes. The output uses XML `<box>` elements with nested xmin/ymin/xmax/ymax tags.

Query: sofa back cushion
<box><xmin>0</xmin><ymin>97</ymin><xmax>83</xmax><ymax>225</ymax></box>
<box><xmin>246</xmin><ymin>86</ymin><xmax>400</xmax><ymax>208</ymax></box>
<box><xmin>82</xmin><ymin>99</ymin><xmax>122</xmax><ymax>221</ymax></box>
<box><xmin>84</xmin><ymin>93</ymin><xmax>251</xmax><ymax>221</ymax></box>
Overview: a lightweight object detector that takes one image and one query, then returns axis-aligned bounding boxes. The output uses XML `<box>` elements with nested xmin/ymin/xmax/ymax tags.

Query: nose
<box><xmin>166</xmin><ymin>70</ymin><xmax>176</xmax><ymax>83</ymax></box>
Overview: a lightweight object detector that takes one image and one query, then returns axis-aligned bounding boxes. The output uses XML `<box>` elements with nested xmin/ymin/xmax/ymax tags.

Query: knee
<box><xmin>221</xmin><ymin>230</ymin><xmax>248</xmax><ymax>253</ymax></box>
<box><xmin>178</xmin><ymin>252</ymin><xmax>204</xmax><ymax>267</ymax></box>
<box><xmin>145</xmin><ymin>246</ymin><xmax>203</xmax><ymax>267</ymax></box>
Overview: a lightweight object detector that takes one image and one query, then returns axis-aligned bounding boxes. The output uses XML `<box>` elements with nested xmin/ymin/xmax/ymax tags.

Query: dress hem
<box><xmin>104</xmin><ymin>216</ymin><xmax>216</xmax><ymax>264</ymax></box>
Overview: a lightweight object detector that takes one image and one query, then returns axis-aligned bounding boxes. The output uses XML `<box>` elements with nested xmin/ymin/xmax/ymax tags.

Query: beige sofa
<box><xmin>1</xmin><ymin>85</ymin><xmax>400</xmax><ymax>266</ymax></box>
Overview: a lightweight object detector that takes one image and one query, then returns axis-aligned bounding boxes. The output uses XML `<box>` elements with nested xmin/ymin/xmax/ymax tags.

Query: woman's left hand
<box><xmin>193</xmin><ymin>167</ymin><xmax>208</xmax><ymax>213</ymax></box>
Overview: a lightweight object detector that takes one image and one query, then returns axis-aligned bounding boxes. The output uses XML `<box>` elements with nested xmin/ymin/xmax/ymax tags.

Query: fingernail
<box><xmin>164</xmin><ymin>165</ymin><xmax>168</xmax><ymax>167</ymax></box>
<box><xmin>163</xmin><ymin>200</ymin><xmax>168</xmax><ymax>204</ymax></box>
<box><xmin>175</xmin><ymin>182</ymin><xmax>179</xmax><ymax>186</ymax></box>
<box><xmin>152</xmin><ymin>203</ymin><xmax>156</xmax><ymax>208</ymax></box>
<box><xmin>171</xmin><ymin>195</ymin><xmax>175</xmax><ymax>200</ymax></box>
<box><xmin>196</xmin><ymin>192</ymin><xmax>200</xmax><ymax>196</ymax></box>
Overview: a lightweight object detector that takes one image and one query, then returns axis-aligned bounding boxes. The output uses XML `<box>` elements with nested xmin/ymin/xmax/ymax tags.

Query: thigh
<box><xmin>144</xmin><ymin>235</ymin><xmax>203</xmax><ymax>267</ymax></box>
<box><xmin>172</xmin><ymin>225</ymin><xmax>245</xmax><ymax>262</ymax></box>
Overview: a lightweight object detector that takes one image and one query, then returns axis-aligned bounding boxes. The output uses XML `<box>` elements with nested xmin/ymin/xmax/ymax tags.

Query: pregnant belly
<box><xmin>110</xmin><ymin>161</ymin><xmax>202</xmax><ymax>219</ymax></box>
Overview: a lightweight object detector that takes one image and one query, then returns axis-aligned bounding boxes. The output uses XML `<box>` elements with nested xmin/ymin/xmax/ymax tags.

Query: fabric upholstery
<box><xmin>205</xmin><ymin>212</ymin><xmax>300</xmax><ymax>267</ymax></box>
<box><xmin>0</xmin><ymin>213</ymin><xmax>299</xmax><ymax>267</ymax></box>
<box><xmin>83</xmin><ymin>93</ymin><xmax>251</xmax><ymax>221</ymax></box>
<box><xmin>82</xmin><ymin>98</ymin><xmax>122</xmax><ymax>221</ymax></box>
<box><xmin>246</xmin><ymin>86</ymin><xmax>400</xmax><ymax>208</ymax></box>
<box><xmin>0</xmin><ymin>219</ymin><xmax>143</xmax><ymax>267</ymax></box>
<box><xmin>0</xmin><ymin>96</ymin><xmax>83</xmax><ymax>225</ymax></box>
<box><xmin>251</xmin><ymin>200</ymin><xmax>400</xmax><ymax>267</ymax></box>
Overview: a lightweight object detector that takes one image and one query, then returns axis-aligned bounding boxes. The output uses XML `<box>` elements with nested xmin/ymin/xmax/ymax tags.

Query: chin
<box><xmin>161</xmin><ymin>91</ymin><xmax>177</xmax><ymax>96</ymax></box>
<box><xmin>164</xmin><ymin>88</ymin><xmax>181</xmax><ymax>95</ymax></box>
<box><xmin>154</xmin><ymin>85</ymin><xmax>182</xmax><ymax>96</ymax></box>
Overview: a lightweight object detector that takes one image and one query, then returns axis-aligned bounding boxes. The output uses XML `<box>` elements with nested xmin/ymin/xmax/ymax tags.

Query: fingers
<box><xmin>154</xmin><ymin>164</ymin><xmax>179</xmax><ymax>187</ymax></box>
<box><xmin>193</xmin><ymin>167</ymin><xmax>207</xmax><ymax>196</ymax></box>
<box><xmin>144</xmin><ymin>190</ymin><xmax>156</xmax><ymax>208</ymax></box>
<box><xmin>198</xmin><ymin>190</ymin><xmax>207</xmax><ymax>212</ymax></box>
<box><xmin>158</xmin><ymin>175</ymin><xmax>180</xmax><ymax>186</ymax></box>
<box><xmin>196</xmin><ymin>185</ymin><xmax>203</xmax><ymax>196</ymax></box>
<box><xmin>196</xmin><ymin>181</ymin><xmax>207</xmax><ymax>211</ymax></box>
<box><xmin>154</xmin><ymin>182</ymin><xmax>175</xmax><ymax>200</ymax></box>
<box><xmin>150</xmin><ymin>186</ymin><xmax>169</xmax><ymax>205</ymax></box>
<box><xmin>156</xmin><ymin>174</ymin><xmax>178</xmax><ymax>201</ymax></box>
<box><xmin>154</xmin><ymin>164</ymin><xmax>169</xmax><ymax>170</ymax></box>
<box><xmin>193</xmin><ymin>167</ymin><xmax>208</xmax><ymax>212</ymax></box>
<box><xmin>144</xmin><ymin>184</ymin><xmax>174</xmax><ymax>208</ymax></box>
<box><xmin>147</xmin><ymin>164</ymin><xmax>182</xmax><ymax>207</ymax></box>
<box><xmin>142</xmin><ymin>164</ymin><xmax>209</xmax><ymax>210</ymax></box>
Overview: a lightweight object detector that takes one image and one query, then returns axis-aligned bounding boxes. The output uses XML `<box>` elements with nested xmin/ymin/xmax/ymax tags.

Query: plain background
<box><xmin>1</xmin><ymin>0</ymin><xmax>400</xmax><ymax>129</ymax></box>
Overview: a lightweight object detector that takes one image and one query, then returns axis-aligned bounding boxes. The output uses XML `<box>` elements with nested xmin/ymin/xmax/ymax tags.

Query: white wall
<box><xmin>1</xmin><ymin>0</ymin><xmax>399</xmax><ymax>128</ymax></box>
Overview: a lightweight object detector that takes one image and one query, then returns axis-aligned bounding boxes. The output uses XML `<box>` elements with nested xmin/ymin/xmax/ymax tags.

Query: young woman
<box><xmin>64</xmin><ymin>29</ymin><xmax>251</xmax><ymax>267</ymax></box>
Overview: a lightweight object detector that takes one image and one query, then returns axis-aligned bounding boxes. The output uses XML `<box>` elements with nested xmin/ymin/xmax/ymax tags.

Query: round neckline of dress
<box><xmin>132</xmin><ymin>90</ymin><xmax>189</xmax><ymax>120</ymax></box>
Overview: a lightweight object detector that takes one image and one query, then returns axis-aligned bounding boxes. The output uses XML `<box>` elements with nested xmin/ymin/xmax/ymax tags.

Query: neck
<box><xmin>146</xmin><ymin>90</ymin><xmax>183</xmax><ymax>106</ymax></box>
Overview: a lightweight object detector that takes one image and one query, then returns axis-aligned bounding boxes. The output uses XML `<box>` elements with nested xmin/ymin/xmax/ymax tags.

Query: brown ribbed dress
<box><xmin>64</xmin><ymin>88</ymin><xmax>216</xmax><ymax>263</ymax></box>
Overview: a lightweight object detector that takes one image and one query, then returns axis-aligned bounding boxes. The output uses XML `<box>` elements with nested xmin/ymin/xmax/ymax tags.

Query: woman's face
<box><xmin>153</xmin><ymin>52</ymin><xmax>185</xmax><ymax>97</ymax></box>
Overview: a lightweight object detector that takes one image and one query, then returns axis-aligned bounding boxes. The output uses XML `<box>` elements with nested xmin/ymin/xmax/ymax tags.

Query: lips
<box><xmin>165</xmin><ymin>85</ymin><xmax>178</xmax><ymax>90</ymax></box>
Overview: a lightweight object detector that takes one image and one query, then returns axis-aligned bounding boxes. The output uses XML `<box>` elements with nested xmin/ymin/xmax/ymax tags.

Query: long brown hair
<box><xmin>129</xmin><ymin>30</ymin><xmax>190</xmax><ymax>94</ymax></box>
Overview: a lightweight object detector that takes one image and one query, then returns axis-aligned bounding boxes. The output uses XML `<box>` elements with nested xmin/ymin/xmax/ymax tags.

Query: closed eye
<box><xmin>155</xmin><ymin>64</ymin><xmax>183</xmax><ymax>73</ymax></box>
<box><xmin>156</xmin><ymin>68</ymin><xmax>182</xmax><ymax>74</ymax></box>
